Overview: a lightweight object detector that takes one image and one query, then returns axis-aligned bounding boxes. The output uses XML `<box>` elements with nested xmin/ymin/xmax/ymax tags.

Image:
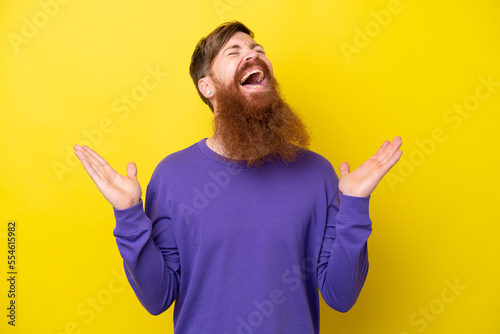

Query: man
<box><xmin>74</xmin><ymin>21</ymin><xmax>402</xmax><ymax>333</ymax></box>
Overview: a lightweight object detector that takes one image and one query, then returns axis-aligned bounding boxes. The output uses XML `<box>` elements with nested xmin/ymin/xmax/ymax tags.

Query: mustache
<box><xmin>212</xmin><ymin>57</ymin><xmax>310</xmax><ymax>166</ymax></box>
<box><xmin>233</xmin><ymin>58</ymin><xmax>272</xmax><ymax>85</ymax></box>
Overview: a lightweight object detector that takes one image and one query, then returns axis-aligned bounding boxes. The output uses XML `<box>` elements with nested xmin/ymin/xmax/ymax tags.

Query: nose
<box><xmin>243</xmin><ymin>47</ymin><xmax>258</xmax><ymax>62</ymax></box>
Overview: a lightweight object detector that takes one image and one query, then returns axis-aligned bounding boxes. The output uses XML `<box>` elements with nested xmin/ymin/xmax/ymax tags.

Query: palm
<box><xmin>74</xmin><ymin>145</ymin><xmax>142</xmax><ymax>210</ymax></box>
<box><xmin>339</xmin><ymin>136</ymin><xmax>403</xmax><ymax>197</ymax></box>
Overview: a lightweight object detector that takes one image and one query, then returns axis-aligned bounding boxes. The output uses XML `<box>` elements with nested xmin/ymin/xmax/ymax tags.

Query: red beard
<box><xmin>211</xmin><ymin>58</ymin><xmax>310</xmax><ymax>166</ymax></box>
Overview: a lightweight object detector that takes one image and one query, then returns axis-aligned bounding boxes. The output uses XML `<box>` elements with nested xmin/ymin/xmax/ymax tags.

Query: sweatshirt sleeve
<box><xmin>113</xmin><ymin>185</ymin><xmax>180</xmax><ymax>315</ymax></box>
<box><xmin>317</xmin><ymin>190</ymin><xmax>372</xmax><ymax>312</ymax></box>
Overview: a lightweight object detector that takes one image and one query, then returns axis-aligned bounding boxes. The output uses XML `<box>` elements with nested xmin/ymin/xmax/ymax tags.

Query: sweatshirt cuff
<box><xmin>336</xmin><ymin>193</ymin><xmax>371</xmax><ymax>223</ymax></box>
<box><xmin>113</xmin><ymin>199</ymin><xmax>151</xmax><ymax>236</ymax></box>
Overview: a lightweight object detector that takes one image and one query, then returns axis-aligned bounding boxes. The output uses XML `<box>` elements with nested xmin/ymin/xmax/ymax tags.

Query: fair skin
<box><xmin>198</xmin><ymin>32</ymin><xmax>273</xmax><ymax>106</ymax></box>
<box><xmin>74</xmin><ymin>32</ymin><xmax>403</xmax><ymax>209</ymax></box>
<box><xmin>199</xmin><ymin>32</ymin><xmax>274</xmax><ymax>156</ymax></box>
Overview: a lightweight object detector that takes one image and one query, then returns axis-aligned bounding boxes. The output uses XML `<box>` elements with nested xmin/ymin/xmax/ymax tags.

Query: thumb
<box><xmin>126</xmin><ymin>162</ymin><xmax>138</xmax><ymax>179</ymax></box>
<box><xmin>339</xmin><ymin>162</ymin><xmax>350</xmax><ymax>178</ymax></box>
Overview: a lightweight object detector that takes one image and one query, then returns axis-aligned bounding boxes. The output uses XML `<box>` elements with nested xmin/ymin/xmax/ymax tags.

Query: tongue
<box><xmin>243</xmin><ymin>72</ymin><xmax>261</xmax><ymax>85</ymax></box>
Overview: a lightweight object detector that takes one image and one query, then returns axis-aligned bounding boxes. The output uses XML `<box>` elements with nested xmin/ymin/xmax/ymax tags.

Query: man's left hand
<box><xmin>339</xmin><ymin>136</ymin><xmax>403</xmax><ymax>197</ymax></box>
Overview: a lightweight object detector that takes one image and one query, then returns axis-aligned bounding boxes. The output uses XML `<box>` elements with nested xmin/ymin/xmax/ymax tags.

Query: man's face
<box><xmin>207</xmin><ymin>31</ymin><xmax>274</xmax><ymax>107</ymax></box>
<box><xmin>198</xmin><ymin>30</ymin><xmax>309</xmax><ymax>166</ymax></box>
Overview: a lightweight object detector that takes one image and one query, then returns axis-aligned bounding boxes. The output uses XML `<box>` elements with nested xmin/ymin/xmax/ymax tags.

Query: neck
<box><xmin>205</xmin><ymin>136</ymin><xmax>228</xmax><ymax>157</ymax></box>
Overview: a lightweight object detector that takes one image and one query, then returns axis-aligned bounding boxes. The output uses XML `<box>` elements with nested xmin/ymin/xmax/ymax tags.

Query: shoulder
<box><xmin>282</xmin><ymin>147</ymin><xmax>340</xmax><ymax>200</ymax></box>
<box><xmin>147</xmin><ymin>141</ymin><xmax>202</xmax><ymax>190</ymax></box>
<box><xmin>156</xmin><ymin>142</ymin><xmax>200</xmax><ymax>170</ymax></box>
<box><xmin>295</xmin><ymin>148</ymin><xmax>338</xmax><ymax>179</ymax></box>
<box><xmin>301</xmin><ymin>149</ymin><xmax>341</xmax><ymax>200</ymax></box>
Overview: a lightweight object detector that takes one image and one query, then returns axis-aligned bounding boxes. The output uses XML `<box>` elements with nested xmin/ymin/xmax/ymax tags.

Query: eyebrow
<box><xmin>223</xmin><ymin>42</ymin><xmax>263</xmax><ymax>54</ymax></box>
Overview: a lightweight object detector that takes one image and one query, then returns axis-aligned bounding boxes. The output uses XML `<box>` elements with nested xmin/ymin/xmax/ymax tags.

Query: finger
<box><xmin>370</xmin><ymin>140</ymin><xmax>390</xmax><ymax>160</ymax></box>
<box><xmin>75</xmin><ymin>145</ymin><xmax>96</xmax><ymax>164</ymax></box>
<box><xmin>386</xmin><ymin>149</ymin><xmax>403</xmax><ymax>169</ymax></box>
<box><xmin>79</xmin><ymin>148</ymin><xmax>105</xmax><ymax>176</ymax></box>
<box><xmin>82</xmin><ymin>146</ymin><xmax>110</xmax><ymax>168</ymax></box>
<box><xmin>83</xmin><ymin>146</ymin><xmax>121</xmax><ymax>181</ymax></box>
<box><xmin>126</xmin><ymin>162</ymin><xmax>137</xmax><ymax>179</ymax></box>
<box><xmin>74</xmin><ymin>147</ymin><xmax>96</xmax><ymax>170</ymax></box>
<box><xmin>382</xmin><ymin>137</ymin><xmax>403</xmax><ymax>164</ymax></box>
<box><xmin>377</xmin><ymin>137</ymin><xmax>403</xmax><ymax>165</ymax></box>
<box><xmin>75</xmin><ymin>147</ymin><xmax>109</xmax><ymax>181</ymax></box>
<box><xmin>339</xmin><ymin>162</ymin><xmax>350</xmax><ymax>177</ymax></box>
<box><xmin>377</xmin><ymin>148</ymin><xmax>403</xmax><ymax>176</ymax></box>
<box><xmin>74</xmin><ymin>145</ymin><xmax>92</xmax><ymax>162</ymax></box>
<box><xmin>77</xmin><ymin>151</ymin><xmax>104</xmax><ymax>184</ymax></box>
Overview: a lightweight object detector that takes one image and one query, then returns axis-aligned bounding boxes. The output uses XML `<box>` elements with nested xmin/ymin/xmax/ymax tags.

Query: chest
<box><xmin>169</xmin><ymin>169</ymin><xmax>325</xmax><ymax>258</ymax></box>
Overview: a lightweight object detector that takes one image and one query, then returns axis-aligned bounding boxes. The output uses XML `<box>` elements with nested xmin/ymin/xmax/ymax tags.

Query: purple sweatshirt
<box><xmin>113</xmin><ymin>138</ymin><xmax>372</xmax><ymax>333</ymax></box>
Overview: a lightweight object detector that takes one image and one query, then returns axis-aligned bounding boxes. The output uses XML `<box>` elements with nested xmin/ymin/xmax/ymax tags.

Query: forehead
<box><xmin>225</xmin><ymin>31</ymin><xmax>255</xmax><ymax>45</ymax></box>
<box><xmin>219</xmin><ymin>31</ymin><xmax>259</xmax><ymax>54</ymax></box>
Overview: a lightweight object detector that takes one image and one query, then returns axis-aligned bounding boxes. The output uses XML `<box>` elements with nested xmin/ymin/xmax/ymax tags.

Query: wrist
<box><xmin>113</xmin><ymin>198</ymin><xmax>141</xmax><ymax>211</ymax></box>
<box><xmin>340</xmin><ymin>189</ymin><xmax>371</xmax><ymax>198</ymax></box>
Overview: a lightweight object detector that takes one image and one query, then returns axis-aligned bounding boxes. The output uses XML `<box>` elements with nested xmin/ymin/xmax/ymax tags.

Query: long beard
<box><xmin>211</xmin><ymin>59</ymin><xmax>310</xmax><ymax>166</ymax></box>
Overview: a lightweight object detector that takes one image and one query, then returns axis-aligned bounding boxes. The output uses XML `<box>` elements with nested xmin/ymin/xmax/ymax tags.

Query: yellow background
<box><xmin>1</xmin><ymin>0</ymin><xmax>499</xmax><ymax>333</ymax></box>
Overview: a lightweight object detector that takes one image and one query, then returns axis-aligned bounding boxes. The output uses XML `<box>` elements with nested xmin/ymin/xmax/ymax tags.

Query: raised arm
<box><xmin>74</xmin><ymin>146</ymin><xmax>179</xmax><ymax>314</ymax></box>
<box><xmin>318</xmin><ymin>137</ymin><xmax>402</xmax><ymax>311</ymax></box>
<box><xmin>317</xmin><ymin>191</ymin><xmax>371</xmax><ymax>312</ymax></box>
<box><xmin>338</xmin><ymin>136</ymin><xmax>403</xmax><ymax>197</ymax></box>
<box><xmin>73</xmin><ymin>145</ymin><xmax>142</xmax><ymax>210</ymax></box>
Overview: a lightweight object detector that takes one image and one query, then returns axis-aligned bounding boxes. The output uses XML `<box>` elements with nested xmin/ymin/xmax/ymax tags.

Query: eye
<box><xmin>228</xmin><ymin>52</ymin><xmax>238</xmax><ymax>56</ymax></box>
<box><xmin>257</xmin><ymin>50</ymin><xmax>265</xmax><ymax>54</ymax></box>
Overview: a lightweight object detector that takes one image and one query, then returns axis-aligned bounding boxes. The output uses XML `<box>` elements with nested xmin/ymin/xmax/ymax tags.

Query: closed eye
<box><xmin>229</xmin><ymin>51</ymin><xmax>264</xmax><ymax>55</ymax></box>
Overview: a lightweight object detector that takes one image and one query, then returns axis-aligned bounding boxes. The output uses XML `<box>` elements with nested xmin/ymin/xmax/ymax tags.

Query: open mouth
<box><xmin>239</xmin><ymin>68</ymin><xmax>265</xmax><ymax>89</ymax></box>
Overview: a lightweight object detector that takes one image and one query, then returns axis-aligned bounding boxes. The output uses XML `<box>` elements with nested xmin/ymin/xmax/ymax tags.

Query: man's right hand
<box><xmin>74</xmin><ymin>145</ymin><xmax>142</xmax><ymax>210</ymax></box>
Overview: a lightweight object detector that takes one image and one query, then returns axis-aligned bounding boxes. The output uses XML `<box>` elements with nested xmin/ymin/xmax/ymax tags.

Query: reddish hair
<box><xmin>189</xmin><ymin>21</ymin><xmax>254</xmax><ymax>112</ymax></box>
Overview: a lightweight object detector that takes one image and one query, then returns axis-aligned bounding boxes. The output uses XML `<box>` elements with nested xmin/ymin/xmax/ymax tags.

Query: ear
<box><xmin>198</xmin><ymin>77</ymin><xmax>213</xmax><ymax>98</ymax></box>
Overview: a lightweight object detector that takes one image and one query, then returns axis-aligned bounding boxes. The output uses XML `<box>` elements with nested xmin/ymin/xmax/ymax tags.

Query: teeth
<box><xmin>240</xmin><ymin>69</ymin><xmax>264</xmax><ymax>84</ymax></box>
<box><xmin>244</xmin><ymin>85</ymin><xmax>264</xmax><ymax>89</ymax></box>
